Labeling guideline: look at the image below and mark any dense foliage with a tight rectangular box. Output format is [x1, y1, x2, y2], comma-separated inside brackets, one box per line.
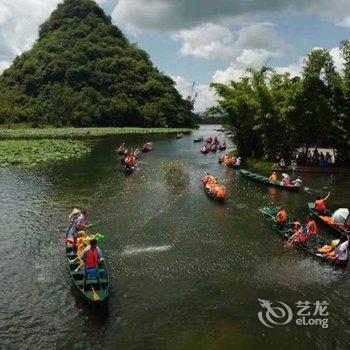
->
[0, 140, 90, 166]
[162, 161, 189, 188]
[211, 42, 350, 164]
[0, 127, 192, 140]
[0, 0, 194, 128]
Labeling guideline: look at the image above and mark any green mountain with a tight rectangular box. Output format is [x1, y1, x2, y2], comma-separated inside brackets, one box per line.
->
[0, 0, 194, 127]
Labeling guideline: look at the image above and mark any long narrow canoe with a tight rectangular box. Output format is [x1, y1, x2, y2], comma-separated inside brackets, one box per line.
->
[307, 203, 346, 238]
[202, 182, 226, 202]
[260, 206, 345, 266]
[65, 231, 110, 302]
[240, 169, 300, 191]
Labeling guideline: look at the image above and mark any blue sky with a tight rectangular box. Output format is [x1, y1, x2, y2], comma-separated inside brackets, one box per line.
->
[0, 0, 349, 111]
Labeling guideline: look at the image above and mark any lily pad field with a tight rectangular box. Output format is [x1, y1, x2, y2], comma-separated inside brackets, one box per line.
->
[0, 140, 91, 167]
[0, 127, 193, 140]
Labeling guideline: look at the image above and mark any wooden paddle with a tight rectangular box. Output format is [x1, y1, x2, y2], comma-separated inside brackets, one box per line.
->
[91, 285, 100, 302]
[258, 208, 275, 219]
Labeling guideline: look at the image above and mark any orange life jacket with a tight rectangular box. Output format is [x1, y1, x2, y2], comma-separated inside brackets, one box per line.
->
[269, 174, 277, 182]
[216, 186, 226, 199]
[84, 248, 99, 269]
[315, 200, 326, 213]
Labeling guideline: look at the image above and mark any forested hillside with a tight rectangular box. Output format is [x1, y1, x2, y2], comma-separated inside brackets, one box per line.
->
[0, 0, 194, 127]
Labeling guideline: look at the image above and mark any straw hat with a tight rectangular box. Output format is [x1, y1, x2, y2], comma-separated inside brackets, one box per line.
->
[331, 239, 340, 249]
[72, 208, 81, 215]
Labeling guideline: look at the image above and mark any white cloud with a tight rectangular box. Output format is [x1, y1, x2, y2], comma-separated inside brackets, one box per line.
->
[172, 75, 217, 112]
[212, 64, 246, 84]
[112, 0, 350, 31]
[174, 23, 236, 60]
[0, 60, 10, 73]
[174, 22, 289, 65]
[330, 47, 345, 73]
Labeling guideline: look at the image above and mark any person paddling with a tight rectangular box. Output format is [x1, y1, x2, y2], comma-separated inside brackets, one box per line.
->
[275, 207, 288, 225]
[82, 239, 102, 291]
[314, 192, 331, 216]
[306, 216, 318, 236]
[269, 172, 277, 183]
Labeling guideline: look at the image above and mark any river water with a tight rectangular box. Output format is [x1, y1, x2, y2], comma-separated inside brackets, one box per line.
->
[0, 125, 349, 350]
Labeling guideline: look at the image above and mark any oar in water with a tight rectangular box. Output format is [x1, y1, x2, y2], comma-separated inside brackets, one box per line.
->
[258, 208, 275, 219]
[91, 285, 100, 302]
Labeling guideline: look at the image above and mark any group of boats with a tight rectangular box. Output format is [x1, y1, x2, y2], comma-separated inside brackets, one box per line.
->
[116, 142, 153, 174]
[261, 205, 349, 267]
[200, 136, 227, 154]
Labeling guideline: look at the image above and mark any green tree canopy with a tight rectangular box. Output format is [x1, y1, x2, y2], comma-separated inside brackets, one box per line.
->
[0, 0, 194, 128]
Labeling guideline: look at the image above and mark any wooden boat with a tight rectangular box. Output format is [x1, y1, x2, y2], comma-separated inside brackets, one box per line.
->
[218, 143, 227, 151]
[117, 144, 127, 155]
[124, 164, 135, 174]
[193, 137, 203, 143]
[240, 169, 301, 191]
[142, 143, 153, 152]
[202, 179, 226, 202]
[210, 144, 217, 152]
[260, 206, 346, 266]
[65, 231, 110, 302]
[219, 156, 240, 168]
[201, 146, 210, 154]
[307, 203, 345, 238]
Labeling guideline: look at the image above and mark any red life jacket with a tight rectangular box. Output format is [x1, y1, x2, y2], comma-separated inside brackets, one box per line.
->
[276, 210, 288, 224]
[84, 248, 99, 269]
[307, 220, 318, 235]
[315, 200, 326, 213]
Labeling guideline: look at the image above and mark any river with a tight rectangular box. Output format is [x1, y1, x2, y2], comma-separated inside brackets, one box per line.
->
[0, 125, 349, 349]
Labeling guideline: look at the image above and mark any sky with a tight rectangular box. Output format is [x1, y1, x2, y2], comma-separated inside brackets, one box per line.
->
[0, 0, 350, 112]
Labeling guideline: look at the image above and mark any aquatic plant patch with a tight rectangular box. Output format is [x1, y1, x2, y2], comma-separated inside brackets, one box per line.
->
[0, 140, 91, 167]
[0, 127, 193, 140]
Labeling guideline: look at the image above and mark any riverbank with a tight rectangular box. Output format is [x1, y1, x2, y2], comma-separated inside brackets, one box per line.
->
[0, 127, 193, 140]
[0, 140, 90, 167]
[245, 158, 276, 175]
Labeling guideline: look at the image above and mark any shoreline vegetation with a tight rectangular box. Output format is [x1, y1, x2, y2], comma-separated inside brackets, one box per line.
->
[211, 42, 350, 166]
[0, 139, 90, 167]
[0, 127, 193, 140]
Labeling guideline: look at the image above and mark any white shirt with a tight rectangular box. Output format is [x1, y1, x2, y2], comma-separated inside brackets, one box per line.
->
[292, 179, 302, 187]
[335, 241, 349, 261]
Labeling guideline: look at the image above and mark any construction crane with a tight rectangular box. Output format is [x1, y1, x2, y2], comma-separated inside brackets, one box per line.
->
[187, 81, 198, 107]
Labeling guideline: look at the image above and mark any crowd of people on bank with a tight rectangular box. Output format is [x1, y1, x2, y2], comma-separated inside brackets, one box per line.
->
[276, 148, 334, 168]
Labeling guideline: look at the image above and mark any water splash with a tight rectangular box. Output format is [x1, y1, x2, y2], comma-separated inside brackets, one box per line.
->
[121, 245, 172, 256]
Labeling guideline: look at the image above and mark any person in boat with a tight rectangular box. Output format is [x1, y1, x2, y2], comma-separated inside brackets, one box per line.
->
[82, 239, 102, 291]
[280, 174, 290, 186]
[292, 176, 302, 187]
[269, 172, 277, 183]
[75, 210, 89, 232]
[275, 207, 288, 225]
[306, 216, 318, 236]
[236, 157, 241, 166]
[287, 219, 304, 244]
[314, 192, 331, 216]
[124, 153, 135, 170]
[279, 158, 286, 168]
[68, 208, 82, 246]
[134, 148, 140, 158]
[325, 235, 349, 266]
